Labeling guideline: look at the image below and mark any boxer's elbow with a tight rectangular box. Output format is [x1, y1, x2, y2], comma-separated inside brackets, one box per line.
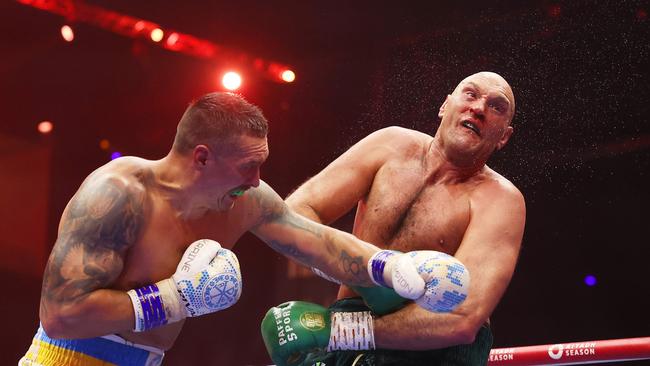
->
[40, 313, 69, 339]
[287, 201, 322, 223]
[453, 316, 486, 345]
[40, 303, 85, 339]
[453, 326, 478, 345]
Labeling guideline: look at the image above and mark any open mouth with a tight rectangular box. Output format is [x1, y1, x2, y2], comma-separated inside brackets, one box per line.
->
[461, 120, 481, 137]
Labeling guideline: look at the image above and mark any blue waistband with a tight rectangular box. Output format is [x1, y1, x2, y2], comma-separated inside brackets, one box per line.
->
[35, 325, 163, 366]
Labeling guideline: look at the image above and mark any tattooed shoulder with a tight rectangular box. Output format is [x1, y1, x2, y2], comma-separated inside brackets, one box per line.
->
[42, 171, 149, 305]
[63, 173, 147, 251]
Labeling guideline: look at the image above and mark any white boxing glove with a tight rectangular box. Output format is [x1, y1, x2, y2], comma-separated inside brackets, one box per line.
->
[367, 250, 425, 300]
[408, 250, 470, 313]
[127, 239, 242, 332]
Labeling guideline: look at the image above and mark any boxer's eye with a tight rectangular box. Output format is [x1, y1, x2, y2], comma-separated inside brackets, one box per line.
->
[490, 102, 506, 114]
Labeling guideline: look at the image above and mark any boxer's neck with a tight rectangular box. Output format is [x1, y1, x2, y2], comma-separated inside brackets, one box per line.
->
[426, 137, 487, 183]
[149, 153, 216, 220]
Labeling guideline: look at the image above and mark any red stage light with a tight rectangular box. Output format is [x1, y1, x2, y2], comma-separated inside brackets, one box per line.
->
[166, 32, 179, 47]
[61, 25, 74, 42]
[134, 21, 146, 32]
[99, 139, 110, 150]
[222, 71, 242, 90]
[37, 121, 53, 134]
[150, 28, 164, 42]
[281, 69, 296, 83]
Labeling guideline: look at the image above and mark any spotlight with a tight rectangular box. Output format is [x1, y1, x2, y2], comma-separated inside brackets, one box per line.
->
[222, 71, 242, 91]
[281, 69, 296, 83]
[99, 139, 110, 150]
[584, 275, 597, 287]
[166, 32, 179, 47]
[111, 151, 122, 160]
[61, 25, 74, 42]
[37, 121, 53, 134]
[150, 28, 164, 42]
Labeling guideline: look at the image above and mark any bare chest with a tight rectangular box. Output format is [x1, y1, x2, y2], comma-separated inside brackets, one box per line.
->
[114, 202, 248, 290]
[354, 165, 470, 255]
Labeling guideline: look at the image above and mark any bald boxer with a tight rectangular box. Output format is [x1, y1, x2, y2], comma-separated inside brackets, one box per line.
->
[19, 92, 430, 366]
[283, 72, 526, 365]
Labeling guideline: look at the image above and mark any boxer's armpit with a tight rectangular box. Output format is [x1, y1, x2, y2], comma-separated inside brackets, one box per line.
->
[41, 177, 146, 308]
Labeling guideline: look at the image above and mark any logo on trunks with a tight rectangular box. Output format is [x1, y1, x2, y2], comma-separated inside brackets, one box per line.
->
[203, 273, 240, 310]
[548, 342, 596, 360]
[300, 312, 326, 331]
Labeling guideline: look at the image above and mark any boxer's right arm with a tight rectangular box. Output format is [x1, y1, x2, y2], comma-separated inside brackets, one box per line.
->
[286, 127, 401, 223]
[40, 175, 146, 339]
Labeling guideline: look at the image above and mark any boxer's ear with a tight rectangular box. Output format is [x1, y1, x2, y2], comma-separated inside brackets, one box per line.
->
[193, 145, 210, 168]
[438, 95, 450, 119]
[496, 126, 514, 151]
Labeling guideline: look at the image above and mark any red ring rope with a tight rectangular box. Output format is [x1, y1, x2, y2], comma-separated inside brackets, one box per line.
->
[488, 337, 650, 365]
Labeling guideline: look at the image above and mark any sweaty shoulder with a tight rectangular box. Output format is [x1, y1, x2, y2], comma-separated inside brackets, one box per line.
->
[362, 126, 431, 159]
[56, 157, 154, 259]
[472, 167, 525, 208]
[85, 156, 154, 192]
[65, 157, 154, 232]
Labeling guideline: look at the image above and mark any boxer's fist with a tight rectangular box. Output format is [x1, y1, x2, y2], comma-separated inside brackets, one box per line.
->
[367, 250, 425, 300]
[128, 239, 242, 332]
[261, 301, 374, 366]
[361, 250, 469, 314]
[408, 250, 470, 313]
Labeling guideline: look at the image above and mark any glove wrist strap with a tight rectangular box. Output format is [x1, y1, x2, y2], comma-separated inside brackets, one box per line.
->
[327, 311, 375, 351]
[127, 284, 168, 332]
[368, 250, 399, 288]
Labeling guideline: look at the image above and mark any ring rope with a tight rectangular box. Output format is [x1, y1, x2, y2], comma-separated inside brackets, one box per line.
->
[488, 337, 650, 365]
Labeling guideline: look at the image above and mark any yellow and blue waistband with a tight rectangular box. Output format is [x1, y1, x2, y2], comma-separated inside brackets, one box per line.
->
[20, 325, 164, 366]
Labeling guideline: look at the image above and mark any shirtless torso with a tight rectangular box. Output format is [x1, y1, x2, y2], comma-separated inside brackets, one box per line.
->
[326, 129, 517, 303]
[45, 157, 261, 349]
[288, 124, 524, 350]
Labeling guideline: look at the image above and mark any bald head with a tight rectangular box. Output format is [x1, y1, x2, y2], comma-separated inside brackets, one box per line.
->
[453, 72, 516, 121]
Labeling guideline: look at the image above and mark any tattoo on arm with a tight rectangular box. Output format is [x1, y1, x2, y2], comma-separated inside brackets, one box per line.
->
[265, 240, 313, 264]
[340, 251, 364, 278]
[41, 176, 146, 309]
[249, 183, 368, 283]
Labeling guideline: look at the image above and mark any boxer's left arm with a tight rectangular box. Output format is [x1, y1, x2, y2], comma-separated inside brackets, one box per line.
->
[373, 182, 525, 349]
[248, 181, 424, 297]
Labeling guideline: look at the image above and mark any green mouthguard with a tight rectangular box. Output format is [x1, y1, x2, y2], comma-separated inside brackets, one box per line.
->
[231, 189, 245, 197]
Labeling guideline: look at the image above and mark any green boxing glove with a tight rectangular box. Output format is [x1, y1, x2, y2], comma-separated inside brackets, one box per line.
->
[352, 285, 406, 316]
[311, 266, 407, 316]
[261, 301, 374, 366]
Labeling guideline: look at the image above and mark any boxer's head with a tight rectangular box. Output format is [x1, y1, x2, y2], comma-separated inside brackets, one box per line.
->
[173, 92, 269, 210]
[436, 72, 515, 166]
[173, 92, 268, 153]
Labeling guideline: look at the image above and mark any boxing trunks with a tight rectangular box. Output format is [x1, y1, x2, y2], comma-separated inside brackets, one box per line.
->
[19, 324, 164, 366]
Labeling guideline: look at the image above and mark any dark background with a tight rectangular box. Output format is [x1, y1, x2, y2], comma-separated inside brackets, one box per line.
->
[1, 0, 648, 365]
